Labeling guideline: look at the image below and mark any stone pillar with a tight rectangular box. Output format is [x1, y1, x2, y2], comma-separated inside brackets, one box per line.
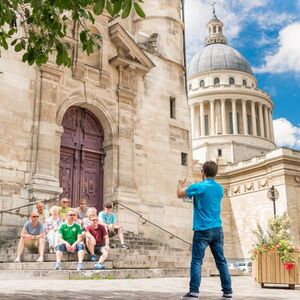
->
[221, 98, 227, 134]
[268, 108, 274, 141]
[209, 100, 215, 135]
[190, 103, 195, 138]
[251, 101, 257, 136]
[200, 101, 205, 136]
[242, 99, 248, 135]
[232, 99, 238, 134]
[264, 105, 270, 139]
[258, 103, 265, 137]
[28, 65, 64, 201]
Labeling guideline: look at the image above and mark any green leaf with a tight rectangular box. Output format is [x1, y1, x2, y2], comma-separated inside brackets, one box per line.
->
[106, 1, 114, 15]
[88, 11, 95, 24]
[134, 2, 145, 18]
[113, 0, 122, 15]
[11, 38, 18, 46]
[2, 38, 8, 50]
[93, 0, 105, 15]
[122, 0, 132, 18]
[15, 42, 23, 52]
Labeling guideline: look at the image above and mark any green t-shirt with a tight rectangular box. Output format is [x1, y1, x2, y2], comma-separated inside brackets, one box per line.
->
[58, 222, 82, 245]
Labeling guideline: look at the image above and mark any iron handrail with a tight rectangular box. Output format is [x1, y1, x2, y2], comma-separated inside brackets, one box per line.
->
[0, 196, 60, 216]
[115, 202, 192, 246]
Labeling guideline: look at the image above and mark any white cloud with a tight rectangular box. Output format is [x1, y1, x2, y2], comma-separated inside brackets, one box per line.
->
[254, 22, 300, 73]
[273, 118, 300, 149]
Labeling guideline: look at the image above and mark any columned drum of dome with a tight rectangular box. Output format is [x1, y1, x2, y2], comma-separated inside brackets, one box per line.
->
[187, 9, 275, 164]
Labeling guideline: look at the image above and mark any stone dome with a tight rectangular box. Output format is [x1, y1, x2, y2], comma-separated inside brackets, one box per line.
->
[187, 43, 253, 78]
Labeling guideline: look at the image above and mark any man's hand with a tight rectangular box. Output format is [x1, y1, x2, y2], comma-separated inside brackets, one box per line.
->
[177, 177, 188, 198]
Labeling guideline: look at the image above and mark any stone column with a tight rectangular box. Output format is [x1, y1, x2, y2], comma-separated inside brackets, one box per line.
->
[200, 101, 205, 136]
[28, 65, 64, 201]
[258, 103, 265, 137]
[190, 103, 195, 138]
[209, 100, 215, 135]
[242, 99, 248, 135]
[268, 108, 274, 141]
[264, 105, 270, 139]
[221, 98, 227, 134]
[232, 99, 238, 134]
[251, 101, 257, 136]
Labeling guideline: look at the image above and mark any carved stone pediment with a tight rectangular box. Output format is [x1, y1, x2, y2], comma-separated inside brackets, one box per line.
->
[109, 23, 155, 74]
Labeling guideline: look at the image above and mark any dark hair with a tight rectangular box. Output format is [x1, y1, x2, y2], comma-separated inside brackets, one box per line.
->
[202, 161, 218, 177]
[104, 202, 112, 209]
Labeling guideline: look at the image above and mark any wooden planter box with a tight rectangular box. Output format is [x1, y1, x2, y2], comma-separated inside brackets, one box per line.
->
[253, 251, 300, 289]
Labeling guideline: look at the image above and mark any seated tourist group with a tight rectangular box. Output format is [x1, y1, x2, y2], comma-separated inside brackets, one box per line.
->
[14, 198, 128, 271]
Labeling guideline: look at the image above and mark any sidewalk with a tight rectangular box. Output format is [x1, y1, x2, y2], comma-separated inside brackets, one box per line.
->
[0, 276, 299, 299]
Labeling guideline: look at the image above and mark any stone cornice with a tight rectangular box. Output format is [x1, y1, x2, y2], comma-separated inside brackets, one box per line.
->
[109, 23, 155, 72]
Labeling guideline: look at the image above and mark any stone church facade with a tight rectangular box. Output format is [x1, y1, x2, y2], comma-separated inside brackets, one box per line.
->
[0, 1, 194, 245]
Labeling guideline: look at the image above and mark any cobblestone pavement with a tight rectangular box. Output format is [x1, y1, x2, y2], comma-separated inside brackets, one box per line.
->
[0, 277, 299, 300]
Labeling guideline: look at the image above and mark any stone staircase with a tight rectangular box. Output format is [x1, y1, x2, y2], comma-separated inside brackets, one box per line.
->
[0, 231, 216, 280]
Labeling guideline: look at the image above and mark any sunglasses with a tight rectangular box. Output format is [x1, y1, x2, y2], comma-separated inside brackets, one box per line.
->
[68, 214, 75, 216]
[31, 216, 39, 218]
[62, 201, 69, 203]
[92, 219, 98, 221]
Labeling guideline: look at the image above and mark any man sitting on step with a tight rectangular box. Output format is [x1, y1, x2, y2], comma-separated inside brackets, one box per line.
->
[54, 209, 85, 271]
[98, 202, 128, 249]
[14, 211, 45, 263]
[85, 214, 110, 270]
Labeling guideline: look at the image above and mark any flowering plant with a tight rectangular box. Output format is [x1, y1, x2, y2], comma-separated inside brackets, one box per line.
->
[250, 213, 298, 270]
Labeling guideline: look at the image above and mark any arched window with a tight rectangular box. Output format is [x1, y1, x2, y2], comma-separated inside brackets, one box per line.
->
[219, 26, 222, 33]
[200, 80, 205, 87]
[229, 77, 235, 85]
[213, 26, 216, 33]
[243, 79, 247, 86]
[214, 77, 220, 85]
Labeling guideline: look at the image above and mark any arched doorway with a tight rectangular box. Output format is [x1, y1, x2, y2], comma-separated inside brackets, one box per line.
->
[59, 106, 105, 210]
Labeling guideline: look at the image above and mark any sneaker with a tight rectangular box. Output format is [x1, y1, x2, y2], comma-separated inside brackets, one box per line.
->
[36, 256, 43, 262]
[222, 294, 233, 299]
[77, 262, 84, 271]
[54, 261, 61, 270]
[14, 257, 21, 263]
[94, 263, 105, 270]
[121, 243, 129, 249]
[181, 292, 199, 299]
[90, 254, 97, 261]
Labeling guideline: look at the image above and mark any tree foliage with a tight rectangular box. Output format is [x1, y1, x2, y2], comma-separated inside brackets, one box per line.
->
[0, 0, 145, 67]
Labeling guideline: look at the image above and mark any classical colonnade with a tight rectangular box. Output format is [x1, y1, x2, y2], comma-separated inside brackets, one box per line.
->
[190, 98, 274, 140]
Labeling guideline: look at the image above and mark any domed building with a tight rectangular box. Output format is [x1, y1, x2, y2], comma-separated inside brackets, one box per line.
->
[188, 9, 300, 261]
[188, 9, 275, 163]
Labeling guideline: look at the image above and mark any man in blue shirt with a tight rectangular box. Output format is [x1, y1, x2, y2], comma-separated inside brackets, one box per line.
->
[98, 203, 128, 249]
[177, 161, 232, 299]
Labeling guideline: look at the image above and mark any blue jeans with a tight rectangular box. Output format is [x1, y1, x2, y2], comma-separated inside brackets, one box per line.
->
[190, 227, 232, 294]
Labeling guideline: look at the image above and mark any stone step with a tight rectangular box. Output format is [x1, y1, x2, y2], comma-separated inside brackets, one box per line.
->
[0, 268, 190, 280]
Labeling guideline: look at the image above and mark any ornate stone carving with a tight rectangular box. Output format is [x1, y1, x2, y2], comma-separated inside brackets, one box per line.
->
[138, 33, 159, 54]
[245, 182, 254, 191]
[295, 176, 300, 184]
[259, 179, 267, 188]
[232, 185, 240, 194]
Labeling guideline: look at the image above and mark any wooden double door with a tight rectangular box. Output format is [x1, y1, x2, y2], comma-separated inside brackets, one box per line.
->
[59, 107, 105, 210]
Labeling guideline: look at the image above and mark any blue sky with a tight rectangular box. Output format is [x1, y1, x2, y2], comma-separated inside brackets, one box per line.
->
[184, 0, 300, 149]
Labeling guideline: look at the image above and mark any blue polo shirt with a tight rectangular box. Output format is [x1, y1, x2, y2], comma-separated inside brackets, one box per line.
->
[98, 210, 117, 225]
[185, 178, 224, 231]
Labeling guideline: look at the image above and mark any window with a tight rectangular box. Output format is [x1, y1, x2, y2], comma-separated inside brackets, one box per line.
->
[229, 112, 233, 134]
[189, 84, 192, 90]
[237, 113, 240, 134]
[213, 26, 216, 33]
[170, 97, 176, 119]
[181, 153, 188, 166]
[218, 149, 222, 157]
[204, 115, 209, 136]
[243, 79, 247, 86]
[214, 77, 220, 85]
[219, 26, 222, 33]
[229, 77, 235, 85]
[247, 114, 252, 135]
[200, 80, 205, 87]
